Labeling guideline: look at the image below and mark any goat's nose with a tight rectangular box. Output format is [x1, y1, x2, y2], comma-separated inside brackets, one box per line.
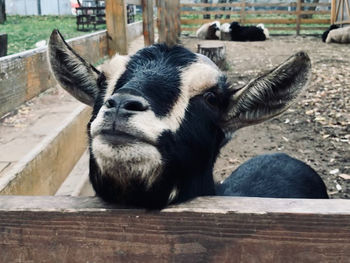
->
[105, 94, 149, 113]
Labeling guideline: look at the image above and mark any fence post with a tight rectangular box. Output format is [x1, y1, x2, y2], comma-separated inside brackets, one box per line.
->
[156, 0, 166, 43]
[0, 0, 5, 24]
[240, 0, 246, 24]
[142, 0, 154, 46]
[105, 0, 128, 56]
[296, 0, 301, 35]
[175, 0, 181, 37]
[331, 0, 336, 23]
[0, 33, 7, 57]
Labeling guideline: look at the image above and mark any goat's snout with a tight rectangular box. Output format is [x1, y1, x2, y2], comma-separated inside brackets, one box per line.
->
[105, 94, 149, 116]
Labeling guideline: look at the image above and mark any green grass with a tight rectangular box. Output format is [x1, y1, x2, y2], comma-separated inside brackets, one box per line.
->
[0, 15, 106, 55]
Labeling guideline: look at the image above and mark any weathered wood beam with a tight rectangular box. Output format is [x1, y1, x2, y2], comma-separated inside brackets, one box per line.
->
[105, 0, 128, 56]
[0, 0, 5, 24]
[0, 30, 108, 118]
[1, 196, 350, 262]
[0, 33, 7, 57]
[142, 0, 154, 46]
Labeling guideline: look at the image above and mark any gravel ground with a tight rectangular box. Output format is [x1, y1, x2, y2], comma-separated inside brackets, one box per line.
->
[182, 35, 350, 199]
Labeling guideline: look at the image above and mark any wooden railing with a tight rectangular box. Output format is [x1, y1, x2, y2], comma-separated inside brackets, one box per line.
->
[105, 0, 181, 56]
[331, 0, 350, 24]
[2, 195, 350, 262]
[181, 0, 332, 35]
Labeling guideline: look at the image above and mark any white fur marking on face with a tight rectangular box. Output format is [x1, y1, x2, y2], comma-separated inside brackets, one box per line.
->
[92, 137, 163, 188]
[181, 61, 222, 97]
[101, 54, 130, 101]
[91, 57, 222, 153]
[168, 186, 179, 204]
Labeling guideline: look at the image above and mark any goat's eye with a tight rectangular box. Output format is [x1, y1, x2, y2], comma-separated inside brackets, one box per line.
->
[203, 92, 218, 107]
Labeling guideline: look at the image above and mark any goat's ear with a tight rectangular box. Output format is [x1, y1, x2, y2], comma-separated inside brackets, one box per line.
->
[221, 51, 311, 133]
[48, 29, 100, 106]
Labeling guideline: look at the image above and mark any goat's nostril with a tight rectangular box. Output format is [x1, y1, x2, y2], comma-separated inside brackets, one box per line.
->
[124, 100, 149, 112]
[105, 98, 116, 108]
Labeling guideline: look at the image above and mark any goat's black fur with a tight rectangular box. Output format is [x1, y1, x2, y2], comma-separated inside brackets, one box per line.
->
[322, 24, 339, 42]
[216, 153, 329, 199]
[229, 22, 266, 41]
[48, 31, 329, 209]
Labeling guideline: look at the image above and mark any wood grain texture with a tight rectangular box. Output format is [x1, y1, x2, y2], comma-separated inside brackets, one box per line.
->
[105, 0, 128, 56]
[0, 0, 5, 24]
[1, 196, 350, 262]
[0, 106, 91, 195]
[0, 33, 6, 57]
[142, 0, 155, 46]
[0, 31, 108, 118]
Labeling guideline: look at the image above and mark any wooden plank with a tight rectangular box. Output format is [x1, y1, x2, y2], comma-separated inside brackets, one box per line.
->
[0, 33, 7, 57]
[156, 0, 166, 43]
[296, 0, 302, 35]
[182, 10, 329, 16]
[300, 18, 330, 24]
[105, 0, 128, 56]
[126, 0, 141, 5]
[301, 2, 331, 7]
[175, 0, 181, 37]
[1, 196, 350, 262]
[0, 0, 5, 24]
[0, 106, 91, 195]
[181, 3, 243, 8]
[0, 31, 107, 118]
[142, 0, 154, 46]
[182, 26, 328, 32]
[331, 0, 337, 23]
[126, 20, 143, 42]
[181, 18, 298, 25]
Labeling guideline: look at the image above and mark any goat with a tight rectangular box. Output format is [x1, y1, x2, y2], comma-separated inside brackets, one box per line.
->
[196, 21, 221, 40]
[217, 153, 328, 198]
[220, 23, 231, 33]
[257, 23, 270, 39]
[322, 24, 339, 42]
[48, 30, 328, 209]
[229, 22, 267, 41]
[325, 26, 350, 44]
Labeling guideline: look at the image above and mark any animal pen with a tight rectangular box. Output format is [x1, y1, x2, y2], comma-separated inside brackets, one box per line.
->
[181, 0, 349, 35]
[1, 0, 350, 262]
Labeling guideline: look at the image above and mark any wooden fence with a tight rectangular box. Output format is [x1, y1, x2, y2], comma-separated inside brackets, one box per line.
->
[181, 0, 332, 35]
[106, 0, 180, 56]
[331, 0, 350, 24]
[0, 31, 107, 118]
[1, 196, 350, 262]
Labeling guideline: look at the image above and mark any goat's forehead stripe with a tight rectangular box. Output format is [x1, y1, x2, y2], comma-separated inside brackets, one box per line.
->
[181, 61, 222, 97]
[102, 55, 130, 101]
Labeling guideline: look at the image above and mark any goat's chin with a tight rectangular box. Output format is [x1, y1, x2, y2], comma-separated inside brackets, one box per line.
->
[91, 137, 163, 189]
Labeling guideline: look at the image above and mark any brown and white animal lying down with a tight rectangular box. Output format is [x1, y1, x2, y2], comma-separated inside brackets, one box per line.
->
[325, 26, 350, 44]
[48, 30, 328, 209]
[196, 21, 221, 40]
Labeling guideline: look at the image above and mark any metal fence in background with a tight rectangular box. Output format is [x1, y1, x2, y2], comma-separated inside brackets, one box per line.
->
[5, 0, 72, 15]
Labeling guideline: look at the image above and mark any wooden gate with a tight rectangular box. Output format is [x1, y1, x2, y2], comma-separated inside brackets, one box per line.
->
[331, 0, 350, 24]
[181, 0, 332, 35]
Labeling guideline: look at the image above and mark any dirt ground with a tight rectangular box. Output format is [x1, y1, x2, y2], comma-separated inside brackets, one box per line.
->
[182, 35, 350, 199]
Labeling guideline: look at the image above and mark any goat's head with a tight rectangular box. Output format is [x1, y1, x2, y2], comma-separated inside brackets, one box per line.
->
[208, 21, 221, 39]
[48, 30, 311, 208]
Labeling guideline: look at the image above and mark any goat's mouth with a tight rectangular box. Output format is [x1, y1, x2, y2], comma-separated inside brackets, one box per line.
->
[99, 129, 156, 146]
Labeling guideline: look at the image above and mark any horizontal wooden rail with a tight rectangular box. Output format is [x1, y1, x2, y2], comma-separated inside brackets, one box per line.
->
[126, 0, 141, 5]
[180, 0, 331, 36]
[1, 196, 350, 262]
[181, 18, 330, 25]
[182, 25, 329, 31]
[181, 10, 330, 15]
[0, 30, 108, 118]
[181, 2, 330, 8]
